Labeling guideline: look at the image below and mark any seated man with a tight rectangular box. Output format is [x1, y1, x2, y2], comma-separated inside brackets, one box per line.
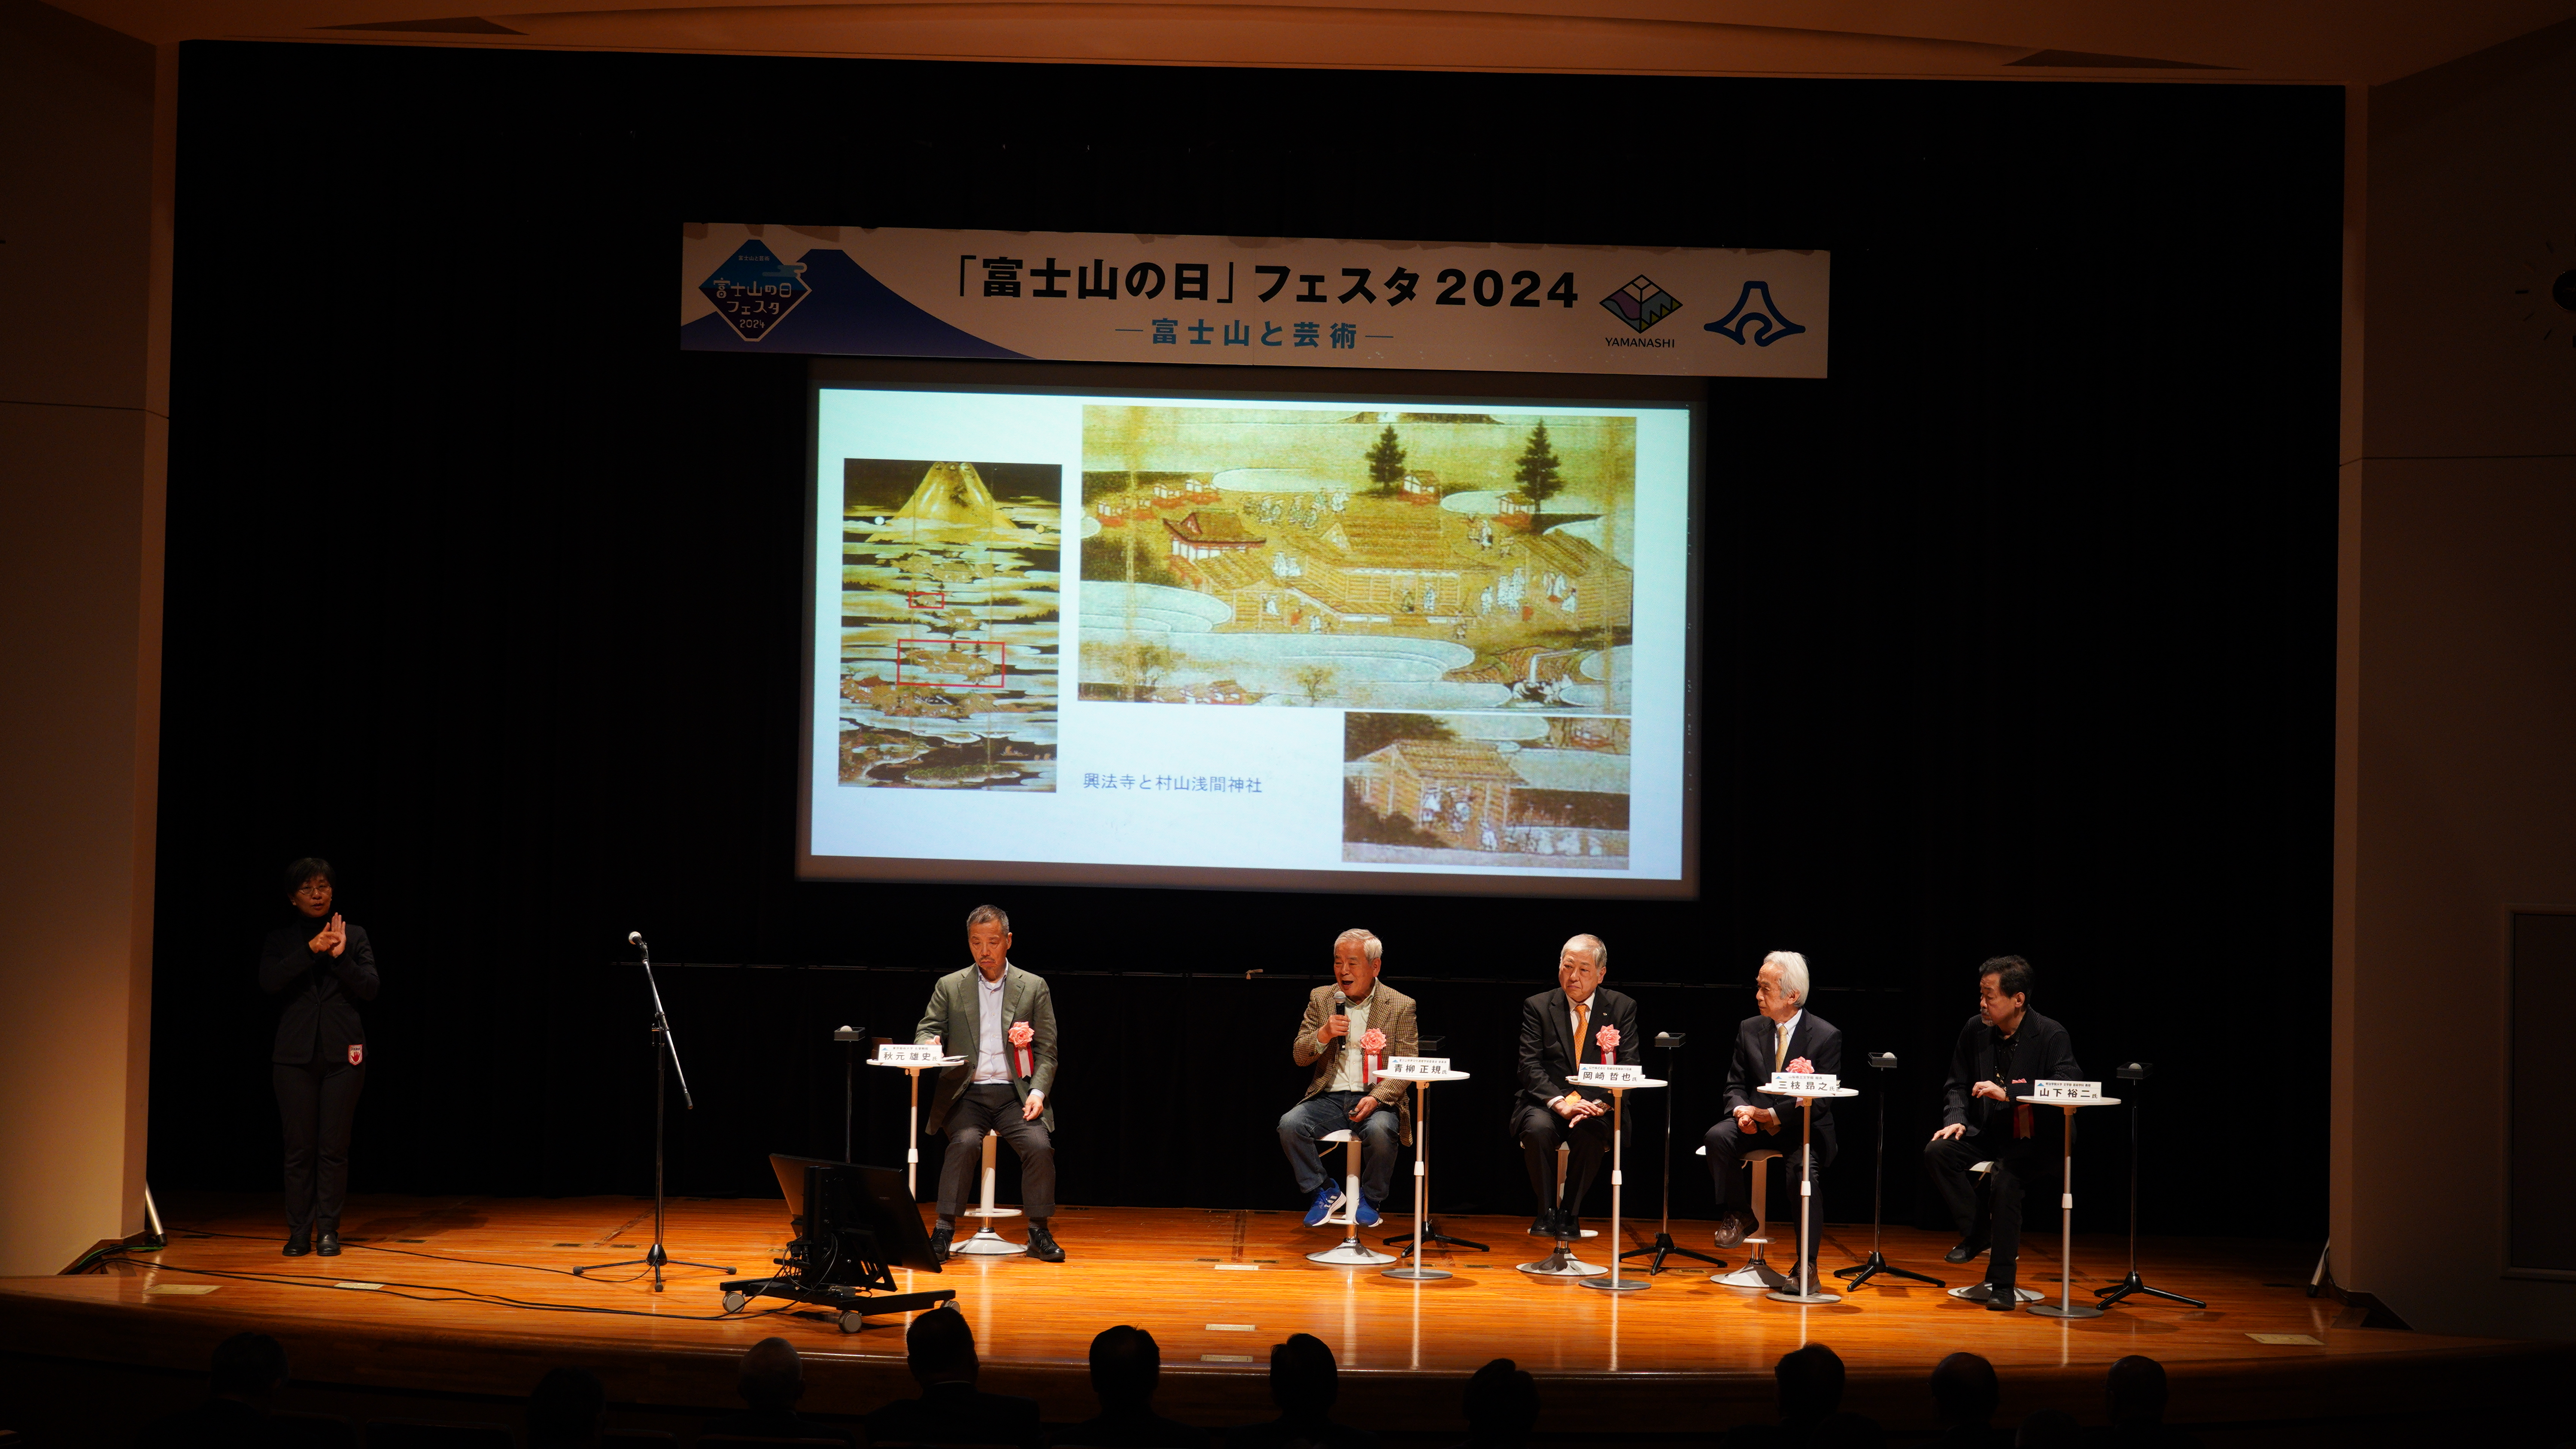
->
[1064, 1325, 1207, 1449]
[1226, 1333, 1378, 1449]
[916, 903, 1063, 1263]
[1511, 934, 1638, 1237]
[1922, 955, 2082, 1310]
[1278, 928, 1417, 1228]
[700, 1337, 855, 1446]
[1704, 950, 1843, 1277]
[863, 1306, 1042, 1449]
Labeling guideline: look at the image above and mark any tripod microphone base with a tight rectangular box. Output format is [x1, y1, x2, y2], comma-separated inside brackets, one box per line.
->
[1833, 1249, 1944, 1289]
[576, 1246, 737, 1293]
[2094, 1270, 2205, 1309]
[1620, 1233, 1727, 1274]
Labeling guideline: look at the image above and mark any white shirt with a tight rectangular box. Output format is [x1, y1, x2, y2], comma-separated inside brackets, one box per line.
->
[1773, 1010, 1804, 1070]
[972, 968, 1010, 1084]
[1326, 989, 1375, 1092]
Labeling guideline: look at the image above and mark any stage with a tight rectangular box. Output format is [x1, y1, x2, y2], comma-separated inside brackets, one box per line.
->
[1, 1194, 2561, 1446]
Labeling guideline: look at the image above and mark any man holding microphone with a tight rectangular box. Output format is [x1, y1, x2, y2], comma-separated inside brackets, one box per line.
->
[1277, 929, 1418, 1229]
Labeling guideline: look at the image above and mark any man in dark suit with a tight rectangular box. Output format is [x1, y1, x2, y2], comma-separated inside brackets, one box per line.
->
[1923, 955, 2083, 1310]
[1705, 950, 1842, 1276]
[863, 1306, 1042, 1449]
[1512, 934, 1639, 1238]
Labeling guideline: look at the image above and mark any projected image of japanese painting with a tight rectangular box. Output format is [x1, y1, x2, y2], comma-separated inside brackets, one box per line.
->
[1078, 406, 1634, 712]
[1343, 712, 1631, 868]
[838, 460, 1060, 790]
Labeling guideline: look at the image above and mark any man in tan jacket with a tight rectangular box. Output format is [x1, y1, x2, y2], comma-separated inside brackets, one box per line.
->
[915, 904, 1062, 1262]
[1277, 928, 1418, 1228]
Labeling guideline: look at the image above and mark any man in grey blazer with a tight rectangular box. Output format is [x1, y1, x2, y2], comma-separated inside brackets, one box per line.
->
[914, 904, 1063, 1262]
[1279, 928, 1418, 1228]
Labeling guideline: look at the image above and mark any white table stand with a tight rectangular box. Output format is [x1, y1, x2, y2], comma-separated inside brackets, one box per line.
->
[1307, 1129, 1397, 1266]
[1580, 1075, 1665, 1292]
[2021, 1094, 2120, 1319]
[868, 1052, 966, 1199]
[1516, 1142, 1608, 1279]
[953, 1130, 1025, 1256]
[1760, 1083, 1861, 1304]
[1381, 1067, 1473, 1281]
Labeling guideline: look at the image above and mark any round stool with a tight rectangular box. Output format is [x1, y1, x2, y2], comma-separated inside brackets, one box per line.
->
[1706, 1145, 1793, 1290]
[1307, 1129, 1394, 1266]
[1944, 1160, 2040, 1303]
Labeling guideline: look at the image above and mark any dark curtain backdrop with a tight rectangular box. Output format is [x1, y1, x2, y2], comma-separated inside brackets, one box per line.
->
[152, 44, 2340, 1241]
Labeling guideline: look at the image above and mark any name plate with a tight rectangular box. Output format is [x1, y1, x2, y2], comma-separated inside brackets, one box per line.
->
[2032, 1079, 2102, 1100]
[1388, 1056, 1450, 1076]
[1769, 1072, 1839, 1094]
[1574, 1063, 1643, 1087]
[876, 1042, 946, 1065]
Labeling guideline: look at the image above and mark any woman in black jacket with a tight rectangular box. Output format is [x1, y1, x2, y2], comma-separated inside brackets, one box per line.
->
[258, 857, 379, 1256]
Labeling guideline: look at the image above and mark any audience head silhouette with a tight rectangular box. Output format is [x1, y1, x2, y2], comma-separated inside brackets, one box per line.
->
[528, 1365, 605, 1448]
[1931, 1352, 2000, 1429]
[1091, 1325, 1163, 1410]
[909, 1305, 979, 1385]
[1776, 1343, 1846, 1423]
[740, 1336, 806, 1411]
[1463, 1358, 1538, 1440]
[2106, 1355, 2168, 1426]
[1270, 1333, 1338, 1416]
[2015, 1408, 2079, 1449]
[210, 1331, 289, 1406]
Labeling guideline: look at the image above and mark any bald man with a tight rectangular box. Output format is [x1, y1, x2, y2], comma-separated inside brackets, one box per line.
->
[1513, 934, 1640, 1238]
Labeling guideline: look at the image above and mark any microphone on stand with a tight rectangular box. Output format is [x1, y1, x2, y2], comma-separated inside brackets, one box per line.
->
[628, 931, 647, 948]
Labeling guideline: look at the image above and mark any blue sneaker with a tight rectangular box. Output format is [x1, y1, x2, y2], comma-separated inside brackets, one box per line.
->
[1352, 1197, 1382, 1228]
[1303, 1185, 1345, 1227]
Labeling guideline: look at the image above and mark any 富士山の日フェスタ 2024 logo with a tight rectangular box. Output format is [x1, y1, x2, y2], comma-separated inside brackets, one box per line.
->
[701, 238, 811, 340]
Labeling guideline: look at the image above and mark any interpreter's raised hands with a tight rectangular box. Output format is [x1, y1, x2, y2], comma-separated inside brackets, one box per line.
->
[310, 914, 347, 957]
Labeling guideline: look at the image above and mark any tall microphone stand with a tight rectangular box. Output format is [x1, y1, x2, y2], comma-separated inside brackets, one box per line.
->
[577, 934, 735, 1293]
[1621, 1032, 1724, 1274]
[1835, 1052, 1945, 1289]
[2094, 1062, 2203, 1309]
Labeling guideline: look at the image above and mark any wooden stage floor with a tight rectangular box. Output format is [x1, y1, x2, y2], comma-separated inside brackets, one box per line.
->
[2, 1194, 2563, 1445]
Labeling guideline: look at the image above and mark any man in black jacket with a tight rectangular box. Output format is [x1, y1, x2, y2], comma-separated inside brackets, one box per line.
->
[1705, 951, 1842, 1276]
[1512, 934, 1639, 1238]
[259, 857, 380, 1258]
[1923, 955, 2083, 1310]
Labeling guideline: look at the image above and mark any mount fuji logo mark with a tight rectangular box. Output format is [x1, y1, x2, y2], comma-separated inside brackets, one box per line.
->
[1704, 281, 1806, 346]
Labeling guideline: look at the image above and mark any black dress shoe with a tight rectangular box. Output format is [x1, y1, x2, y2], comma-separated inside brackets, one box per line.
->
[1529, 1213, 1556, 1237]
[928, 1225, 954, 1261]
[1944, 1238, 1990, 1264]
[316, 1232, 341, 1258]
[282, 1234, 311, 1257]
[1024, 1222, 1065, 1263]
[1984, 1287, 2018, 1311]
[1712, 1210, 1756, 1249]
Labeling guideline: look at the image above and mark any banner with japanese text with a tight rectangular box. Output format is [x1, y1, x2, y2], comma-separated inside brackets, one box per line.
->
[681, 224, 1828, 378]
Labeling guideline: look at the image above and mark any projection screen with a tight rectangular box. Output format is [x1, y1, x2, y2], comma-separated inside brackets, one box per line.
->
[799, 369, 1700, 897]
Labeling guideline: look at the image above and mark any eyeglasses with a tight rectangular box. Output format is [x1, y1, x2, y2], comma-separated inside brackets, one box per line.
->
[294, 882, 333, 896]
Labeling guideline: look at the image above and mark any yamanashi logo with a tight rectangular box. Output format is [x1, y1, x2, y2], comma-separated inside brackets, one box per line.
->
[699, 239, 811, 342]
[1601, 276, 1682, 334]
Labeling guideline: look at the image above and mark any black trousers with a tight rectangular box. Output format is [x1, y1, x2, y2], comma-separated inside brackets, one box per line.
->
[1704, 1116, 1830, 1264]
[936, 1083, 1055, 1223]
[1513, 1103, 1609, 1216]
[1923, 1133, 2059, 1294]
[274, 1056, 364, 1235]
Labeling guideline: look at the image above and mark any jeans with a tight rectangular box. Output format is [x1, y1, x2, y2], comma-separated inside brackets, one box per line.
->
[1277, 1091, 1401, 1206]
